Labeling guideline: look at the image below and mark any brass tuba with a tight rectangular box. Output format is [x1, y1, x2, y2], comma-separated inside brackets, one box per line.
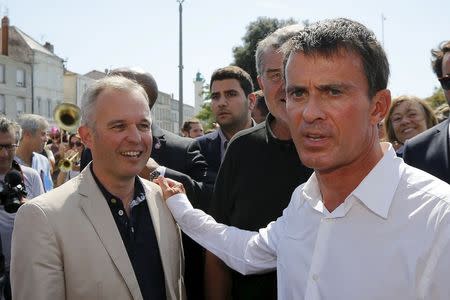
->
[53, 103, 81, 133]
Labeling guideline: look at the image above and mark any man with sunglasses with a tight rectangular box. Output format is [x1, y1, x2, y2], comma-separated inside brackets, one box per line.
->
[0, 117, 44, 300]
[403, 40, 450, 183]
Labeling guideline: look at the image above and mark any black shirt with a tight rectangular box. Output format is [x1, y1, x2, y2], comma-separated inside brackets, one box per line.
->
[91, 165, 166, 300]
[209, 114, 313, 300]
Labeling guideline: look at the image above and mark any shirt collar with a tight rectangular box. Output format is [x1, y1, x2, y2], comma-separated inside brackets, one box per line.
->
[302, 143, 403, 219]
[352, 142, 404, 219]
[90, 164, 146, 209]
[218, 119, 256, 161]
[218, 129, 228, 162]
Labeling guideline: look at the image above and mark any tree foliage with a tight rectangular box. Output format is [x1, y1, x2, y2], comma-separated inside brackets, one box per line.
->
[232, 17, 297, 89]
[425, 87, 449, 122]
[195, 101, 216, 131]
[425, 86, 446, 109]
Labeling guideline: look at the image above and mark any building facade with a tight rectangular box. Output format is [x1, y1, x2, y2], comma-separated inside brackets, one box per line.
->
[171, 98, 194, 134]
[64, 70, 95, 107]
[0, 54, 32, 118]
[0, 16, 64, 121]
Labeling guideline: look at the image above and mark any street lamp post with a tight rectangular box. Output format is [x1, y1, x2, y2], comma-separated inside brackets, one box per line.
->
[381, 14, 386, 48]
[177, 0, 185, 133]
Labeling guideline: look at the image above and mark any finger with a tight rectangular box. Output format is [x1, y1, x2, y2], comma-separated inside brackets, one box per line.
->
[156, 176, 170, 190]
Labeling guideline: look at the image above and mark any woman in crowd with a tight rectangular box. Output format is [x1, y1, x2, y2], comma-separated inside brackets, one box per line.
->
[385, 95, 437, 157]
[55, 133, 84, 187]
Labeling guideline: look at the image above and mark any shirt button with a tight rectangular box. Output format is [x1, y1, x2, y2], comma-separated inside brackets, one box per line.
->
[111, 198, 117, 204]
[312, 274, 319, 281]
[118, 210, 124, 216]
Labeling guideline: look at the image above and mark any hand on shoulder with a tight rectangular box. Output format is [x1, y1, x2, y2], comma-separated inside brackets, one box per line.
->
[154, 176, 186, 201]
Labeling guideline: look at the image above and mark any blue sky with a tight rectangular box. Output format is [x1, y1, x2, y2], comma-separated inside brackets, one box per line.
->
[4, 0, 450, 106]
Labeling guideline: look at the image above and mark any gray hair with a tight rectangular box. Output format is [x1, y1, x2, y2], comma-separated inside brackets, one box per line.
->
[81, 76, 150, 128]
[281, 18, 389, 98]
[255, 24, 304, 76]
[16, 114, 48, 138]
[0, 117, 21, 143]
[108, 67, 159, 109]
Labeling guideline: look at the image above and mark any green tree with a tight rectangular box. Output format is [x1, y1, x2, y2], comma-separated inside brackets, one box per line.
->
[425, 86, 446, 109]
[232, 17, 297, 89]
[196, 101, 216, 130]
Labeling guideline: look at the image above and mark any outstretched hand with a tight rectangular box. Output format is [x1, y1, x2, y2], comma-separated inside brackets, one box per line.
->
[154, 176, 186, 201]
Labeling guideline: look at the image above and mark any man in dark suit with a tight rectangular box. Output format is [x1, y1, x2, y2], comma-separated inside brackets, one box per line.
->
[403, 41, 450, 183]
[80, 67, 207, 299]
[196, 66, 256, 186]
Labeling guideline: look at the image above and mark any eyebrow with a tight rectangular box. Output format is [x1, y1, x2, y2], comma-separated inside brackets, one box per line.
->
[316, 83, 351, 91]
[265, 68, 282, 73]
[212, 89, 238, 94]
[106, 118, 150, 126]
[285, 82, 352, 93]
[285, 84, 304, 94]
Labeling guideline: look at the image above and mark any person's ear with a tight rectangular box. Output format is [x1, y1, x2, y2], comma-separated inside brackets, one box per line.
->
[78, 126, 93, 149]
[370, 89, 391, 125]
[247, 92, 256, 111]
[257, 76, 265, 93]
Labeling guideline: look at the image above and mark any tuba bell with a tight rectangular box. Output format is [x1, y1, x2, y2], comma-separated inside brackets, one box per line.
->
[53, 103, 81, 133]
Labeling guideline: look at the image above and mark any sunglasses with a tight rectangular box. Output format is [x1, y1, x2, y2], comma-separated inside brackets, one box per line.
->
[438, 75, 450, 90]
[70, 141, 83, 147]
[0, 144, 18, 151]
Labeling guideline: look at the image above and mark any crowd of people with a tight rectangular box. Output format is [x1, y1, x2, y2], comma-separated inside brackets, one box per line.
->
[0, 17, 448, 300]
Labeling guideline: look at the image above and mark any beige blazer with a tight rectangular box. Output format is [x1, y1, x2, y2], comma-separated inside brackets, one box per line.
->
[11, 166, 185, 300]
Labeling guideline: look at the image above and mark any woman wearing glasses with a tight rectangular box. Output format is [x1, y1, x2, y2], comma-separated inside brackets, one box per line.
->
[55, 134, 84, 187]
[384, 95, 438, 157]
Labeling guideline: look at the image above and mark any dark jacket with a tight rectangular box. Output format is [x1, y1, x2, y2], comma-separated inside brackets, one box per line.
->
[403, 119, 450, 183]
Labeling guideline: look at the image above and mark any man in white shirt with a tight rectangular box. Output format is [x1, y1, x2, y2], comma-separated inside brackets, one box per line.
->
[15, 114, 53, 192]
[157, 18, 450, 300]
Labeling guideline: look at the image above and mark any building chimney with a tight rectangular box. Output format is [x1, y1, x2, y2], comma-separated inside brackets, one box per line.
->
[43, 42, 54, 53]
[1, 16, 9, 56]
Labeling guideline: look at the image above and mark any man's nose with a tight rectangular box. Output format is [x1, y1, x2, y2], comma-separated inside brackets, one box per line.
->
[217, 95, 228, 106]
[126, 125, 142, 142]
[302, 96, 326, 123]
[0, 147, 9, 156]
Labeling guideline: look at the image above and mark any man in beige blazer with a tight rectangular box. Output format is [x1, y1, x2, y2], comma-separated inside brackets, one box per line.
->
[10, 76, 185, 300]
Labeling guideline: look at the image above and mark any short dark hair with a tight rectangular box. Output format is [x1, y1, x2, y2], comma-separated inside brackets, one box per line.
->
[282, 18, 390, 98]
[210, 66, 254, 97]
[109, 67, 159, 109]
[182, 118, 201, 133]
[431, 41, 450, 78]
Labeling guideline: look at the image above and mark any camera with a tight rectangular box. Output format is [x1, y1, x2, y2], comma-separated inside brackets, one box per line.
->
[0, 170, 27, 213]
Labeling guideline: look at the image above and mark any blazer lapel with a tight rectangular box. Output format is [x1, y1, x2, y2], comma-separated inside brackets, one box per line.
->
[78, 167, 143, 300]
[433, 120, 450, 182]
[143, 180, 180, 300]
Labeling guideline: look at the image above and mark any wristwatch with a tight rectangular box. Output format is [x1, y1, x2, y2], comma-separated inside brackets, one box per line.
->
[149, 170, 161, 181]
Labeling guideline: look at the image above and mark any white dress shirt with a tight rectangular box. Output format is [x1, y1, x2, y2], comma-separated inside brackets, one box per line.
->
[167, 143, 450, 300]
